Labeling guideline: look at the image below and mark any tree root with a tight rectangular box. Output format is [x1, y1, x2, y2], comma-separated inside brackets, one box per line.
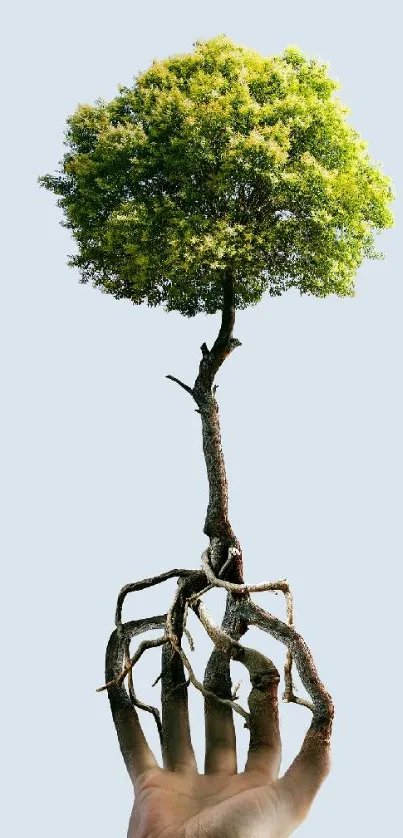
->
[98, 550, 333, 746]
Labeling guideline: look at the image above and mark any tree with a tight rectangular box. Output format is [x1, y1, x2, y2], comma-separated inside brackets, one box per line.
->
[39, 35, 393, 836]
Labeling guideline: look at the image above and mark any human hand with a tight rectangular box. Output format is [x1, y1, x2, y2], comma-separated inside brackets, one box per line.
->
[109, 636, 331, 838]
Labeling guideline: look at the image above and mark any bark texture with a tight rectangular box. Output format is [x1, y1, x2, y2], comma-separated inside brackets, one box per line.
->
[101, 268, 334, 778]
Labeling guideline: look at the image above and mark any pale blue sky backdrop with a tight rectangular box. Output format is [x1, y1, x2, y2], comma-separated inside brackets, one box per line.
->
[1, 1, 402, 836]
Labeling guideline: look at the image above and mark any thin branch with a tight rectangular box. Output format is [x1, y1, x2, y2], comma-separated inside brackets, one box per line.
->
[165, 676, 191, 699]
[115, 569, 194, 626]
[201, 547, 290, 596]
[99, 631, 169, 691]
[232, 680, 242, 699]
[151, 671, 162, 688]
[124, 637, 164, 746]
[165, 374, 194, 397]
[217, 549, 237, 580]
[184, 627, 195, 651]
[187, 583, 214, 605]
[125, 636, 134, 697]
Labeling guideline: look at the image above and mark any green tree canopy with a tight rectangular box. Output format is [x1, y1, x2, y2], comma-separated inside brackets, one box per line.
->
[40, 35, 393, 316]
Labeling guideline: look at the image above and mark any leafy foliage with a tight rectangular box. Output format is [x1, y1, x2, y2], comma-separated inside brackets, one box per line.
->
[40, 36, 394, 316]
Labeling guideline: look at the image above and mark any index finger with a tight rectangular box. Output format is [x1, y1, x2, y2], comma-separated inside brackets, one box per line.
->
[105, 616, 166, 785]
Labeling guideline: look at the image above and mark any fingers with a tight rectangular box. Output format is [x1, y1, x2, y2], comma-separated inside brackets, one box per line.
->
[203, 645, 237, 774]
[160, 641, 197, 773]
[105, 621, 161, 785]
[243, 649, 281, 780]
[276, 720, 332, 828]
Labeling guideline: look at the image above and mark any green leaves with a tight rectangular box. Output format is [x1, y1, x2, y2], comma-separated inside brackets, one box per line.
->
[39, 34, 394, 316]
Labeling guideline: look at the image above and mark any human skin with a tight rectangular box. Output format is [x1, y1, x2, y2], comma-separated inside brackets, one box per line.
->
[111, 654, 331, 838]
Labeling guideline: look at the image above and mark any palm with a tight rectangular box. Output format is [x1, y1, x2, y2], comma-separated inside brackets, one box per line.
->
[131, 767, 285, 838]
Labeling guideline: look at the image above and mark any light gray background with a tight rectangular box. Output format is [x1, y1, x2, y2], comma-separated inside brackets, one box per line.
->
[1, 1, 401, 835]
